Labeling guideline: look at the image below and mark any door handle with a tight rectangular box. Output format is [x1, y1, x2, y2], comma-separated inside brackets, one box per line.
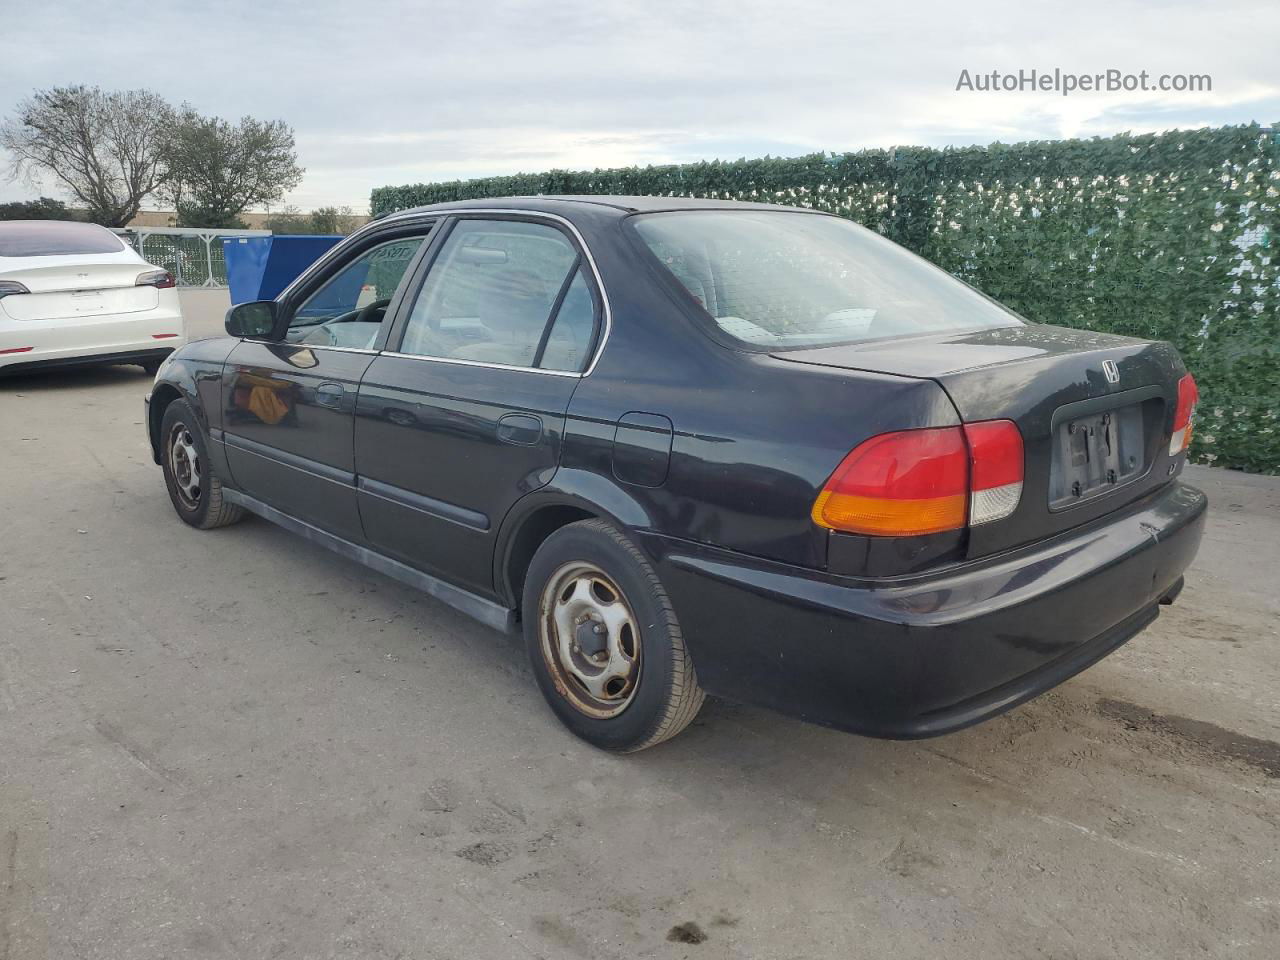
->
[497, 413, 543, 446]
[315, 382, 345, 407]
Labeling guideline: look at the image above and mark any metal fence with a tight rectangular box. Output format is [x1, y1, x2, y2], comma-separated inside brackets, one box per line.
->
[114, 226, 269, 287]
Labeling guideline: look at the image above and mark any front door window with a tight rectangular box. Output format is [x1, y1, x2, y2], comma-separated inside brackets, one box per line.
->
[287, 236, 427, 349]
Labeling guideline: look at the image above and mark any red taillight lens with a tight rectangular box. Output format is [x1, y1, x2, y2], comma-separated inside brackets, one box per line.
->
[1169, 373, 1198, 456]
[136, 269, 176, 289]
[812, 420, 1024, 537]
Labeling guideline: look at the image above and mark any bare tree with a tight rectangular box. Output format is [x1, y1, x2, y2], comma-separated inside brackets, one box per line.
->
[163, 109, 304, 228]
[1, 86, 174, 227]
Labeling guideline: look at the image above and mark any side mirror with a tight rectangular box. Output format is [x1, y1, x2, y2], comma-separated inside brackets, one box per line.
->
[225, 300, 277, 339]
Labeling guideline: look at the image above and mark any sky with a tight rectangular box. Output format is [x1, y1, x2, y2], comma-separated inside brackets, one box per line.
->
[1, 0, 1276, 214]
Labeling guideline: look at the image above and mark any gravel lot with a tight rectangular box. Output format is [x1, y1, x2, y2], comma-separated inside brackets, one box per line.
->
[2, 302, 1278, 959]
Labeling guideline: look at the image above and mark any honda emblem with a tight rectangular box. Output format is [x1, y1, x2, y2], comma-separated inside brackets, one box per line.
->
[1101, 359, 1120, 384]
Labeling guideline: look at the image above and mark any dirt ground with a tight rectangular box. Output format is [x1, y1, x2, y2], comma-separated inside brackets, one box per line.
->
[1, 311, 1278, 959]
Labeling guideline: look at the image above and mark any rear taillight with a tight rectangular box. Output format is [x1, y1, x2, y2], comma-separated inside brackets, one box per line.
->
[1169, 373, 1198, 456]
[811, 420, 1024, 537]
[0, 280, 31, 299]
[136, 269, 176, 289]
[964, 420, 1024, 526]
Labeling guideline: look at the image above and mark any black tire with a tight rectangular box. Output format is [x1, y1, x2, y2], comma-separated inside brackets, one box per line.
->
[522, 519, 704, 752]
[159, 399, 244, 530]
[141, 358, 163, 376]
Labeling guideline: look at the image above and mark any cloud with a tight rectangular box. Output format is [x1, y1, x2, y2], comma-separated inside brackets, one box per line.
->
[1, 0, 1275, 211]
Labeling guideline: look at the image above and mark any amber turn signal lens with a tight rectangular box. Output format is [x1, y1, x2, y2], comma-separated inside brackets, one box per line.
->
[812, 489, 968, 536]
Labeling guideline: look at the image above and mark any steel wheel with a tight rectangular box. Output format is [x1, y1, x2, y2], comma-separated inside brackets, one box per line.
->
[167, 421, 202, 511]
[538, 561, 642, 718]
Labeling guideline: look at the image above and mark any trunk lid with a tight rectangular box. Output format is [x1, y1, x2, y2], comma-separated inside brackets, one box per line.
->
[774, 324, 1187, 558]
[0, 262, 157, 321]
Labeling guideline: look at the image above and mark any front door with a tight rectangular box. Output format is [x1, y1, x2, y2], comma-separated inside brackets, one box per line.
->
[222, 228, 432, 541]
[355, 216, 603, 595]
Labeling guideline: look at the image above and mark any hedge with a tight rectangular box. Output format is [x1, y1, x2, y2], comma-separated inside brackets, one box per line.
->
[372, 124, 1280, 473]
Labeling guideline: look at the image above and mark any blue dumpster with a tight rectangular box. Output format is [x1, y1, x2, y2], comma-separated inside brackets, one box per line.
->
[223, 235, 343, 305]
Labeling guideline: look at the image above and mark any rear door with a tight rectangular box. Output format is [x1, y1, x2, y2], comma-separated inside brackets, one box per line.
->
[354, 215, 602, 595]
[221, 226, 433, 542]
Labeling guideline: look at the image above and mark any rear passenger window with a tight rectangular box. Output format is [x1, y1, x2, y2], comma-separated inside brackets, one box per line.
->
[398, 219, 593, 370]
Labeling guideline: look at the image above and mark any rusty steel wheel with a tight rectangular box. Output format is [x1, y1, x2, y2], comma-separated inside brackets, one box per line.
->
[538, 561, 642, 719]
[523, 519, 704, 751]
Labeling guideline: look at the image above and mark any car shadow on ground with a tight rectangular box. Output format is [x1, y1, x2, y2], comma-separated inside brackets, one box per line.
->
[1, 364, 154, 393]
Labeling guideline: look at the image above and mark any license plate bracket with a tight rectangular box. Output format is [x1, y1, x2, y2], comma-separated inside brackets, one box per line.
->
[1049, 401, 1147, 509]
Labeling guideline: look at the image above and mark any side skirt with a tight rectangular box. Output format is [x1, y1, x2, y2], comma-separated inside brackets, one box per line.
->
[221, 488, 516, 635]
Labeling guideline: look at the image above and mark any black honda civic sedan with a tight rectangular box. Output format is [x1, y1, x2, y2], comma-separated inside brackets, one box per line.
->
[145, 196, 1206, 751]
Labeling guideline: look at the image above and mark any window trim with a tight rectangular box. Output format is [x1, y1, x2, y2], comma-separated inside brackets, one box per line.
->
[376, 210, 611, 378]
[531, 255, 583, 370]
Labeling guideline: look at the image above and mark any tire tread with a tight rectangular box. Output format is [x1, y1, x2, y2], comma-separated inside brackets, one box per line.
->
[198, 468, 245, 529]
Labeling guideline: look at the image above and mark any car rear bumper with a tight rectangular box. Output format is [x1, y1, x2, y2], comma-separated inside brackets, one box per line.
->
[643, 479, 1207, 738]
[0, 303, 184, 372]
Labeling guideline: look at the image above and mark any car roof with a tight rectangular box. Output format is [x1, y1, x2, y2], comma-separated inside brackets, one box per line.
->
[380, 195, 828, 220]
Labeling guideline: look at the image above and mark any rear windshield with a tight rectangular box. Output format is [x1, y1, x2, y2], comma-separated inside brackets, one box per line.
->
[631, 210, 1021, 348]
[0, 221, 125, 258]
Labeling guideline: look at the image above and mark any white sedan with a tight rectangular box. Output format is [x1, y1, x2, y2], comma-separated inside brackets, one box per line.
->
[0, 220, 185, 376]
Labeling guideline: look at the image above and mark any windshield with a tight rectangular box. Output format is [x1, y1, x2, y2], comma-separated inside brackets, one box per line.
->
[631, 210, 1021, 348]
[0, 220, 125, 258]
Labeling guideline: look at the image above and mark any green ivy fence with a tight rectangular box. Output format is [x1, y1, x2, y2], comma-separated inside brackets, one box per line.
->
[372, 124, 1280, 473]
